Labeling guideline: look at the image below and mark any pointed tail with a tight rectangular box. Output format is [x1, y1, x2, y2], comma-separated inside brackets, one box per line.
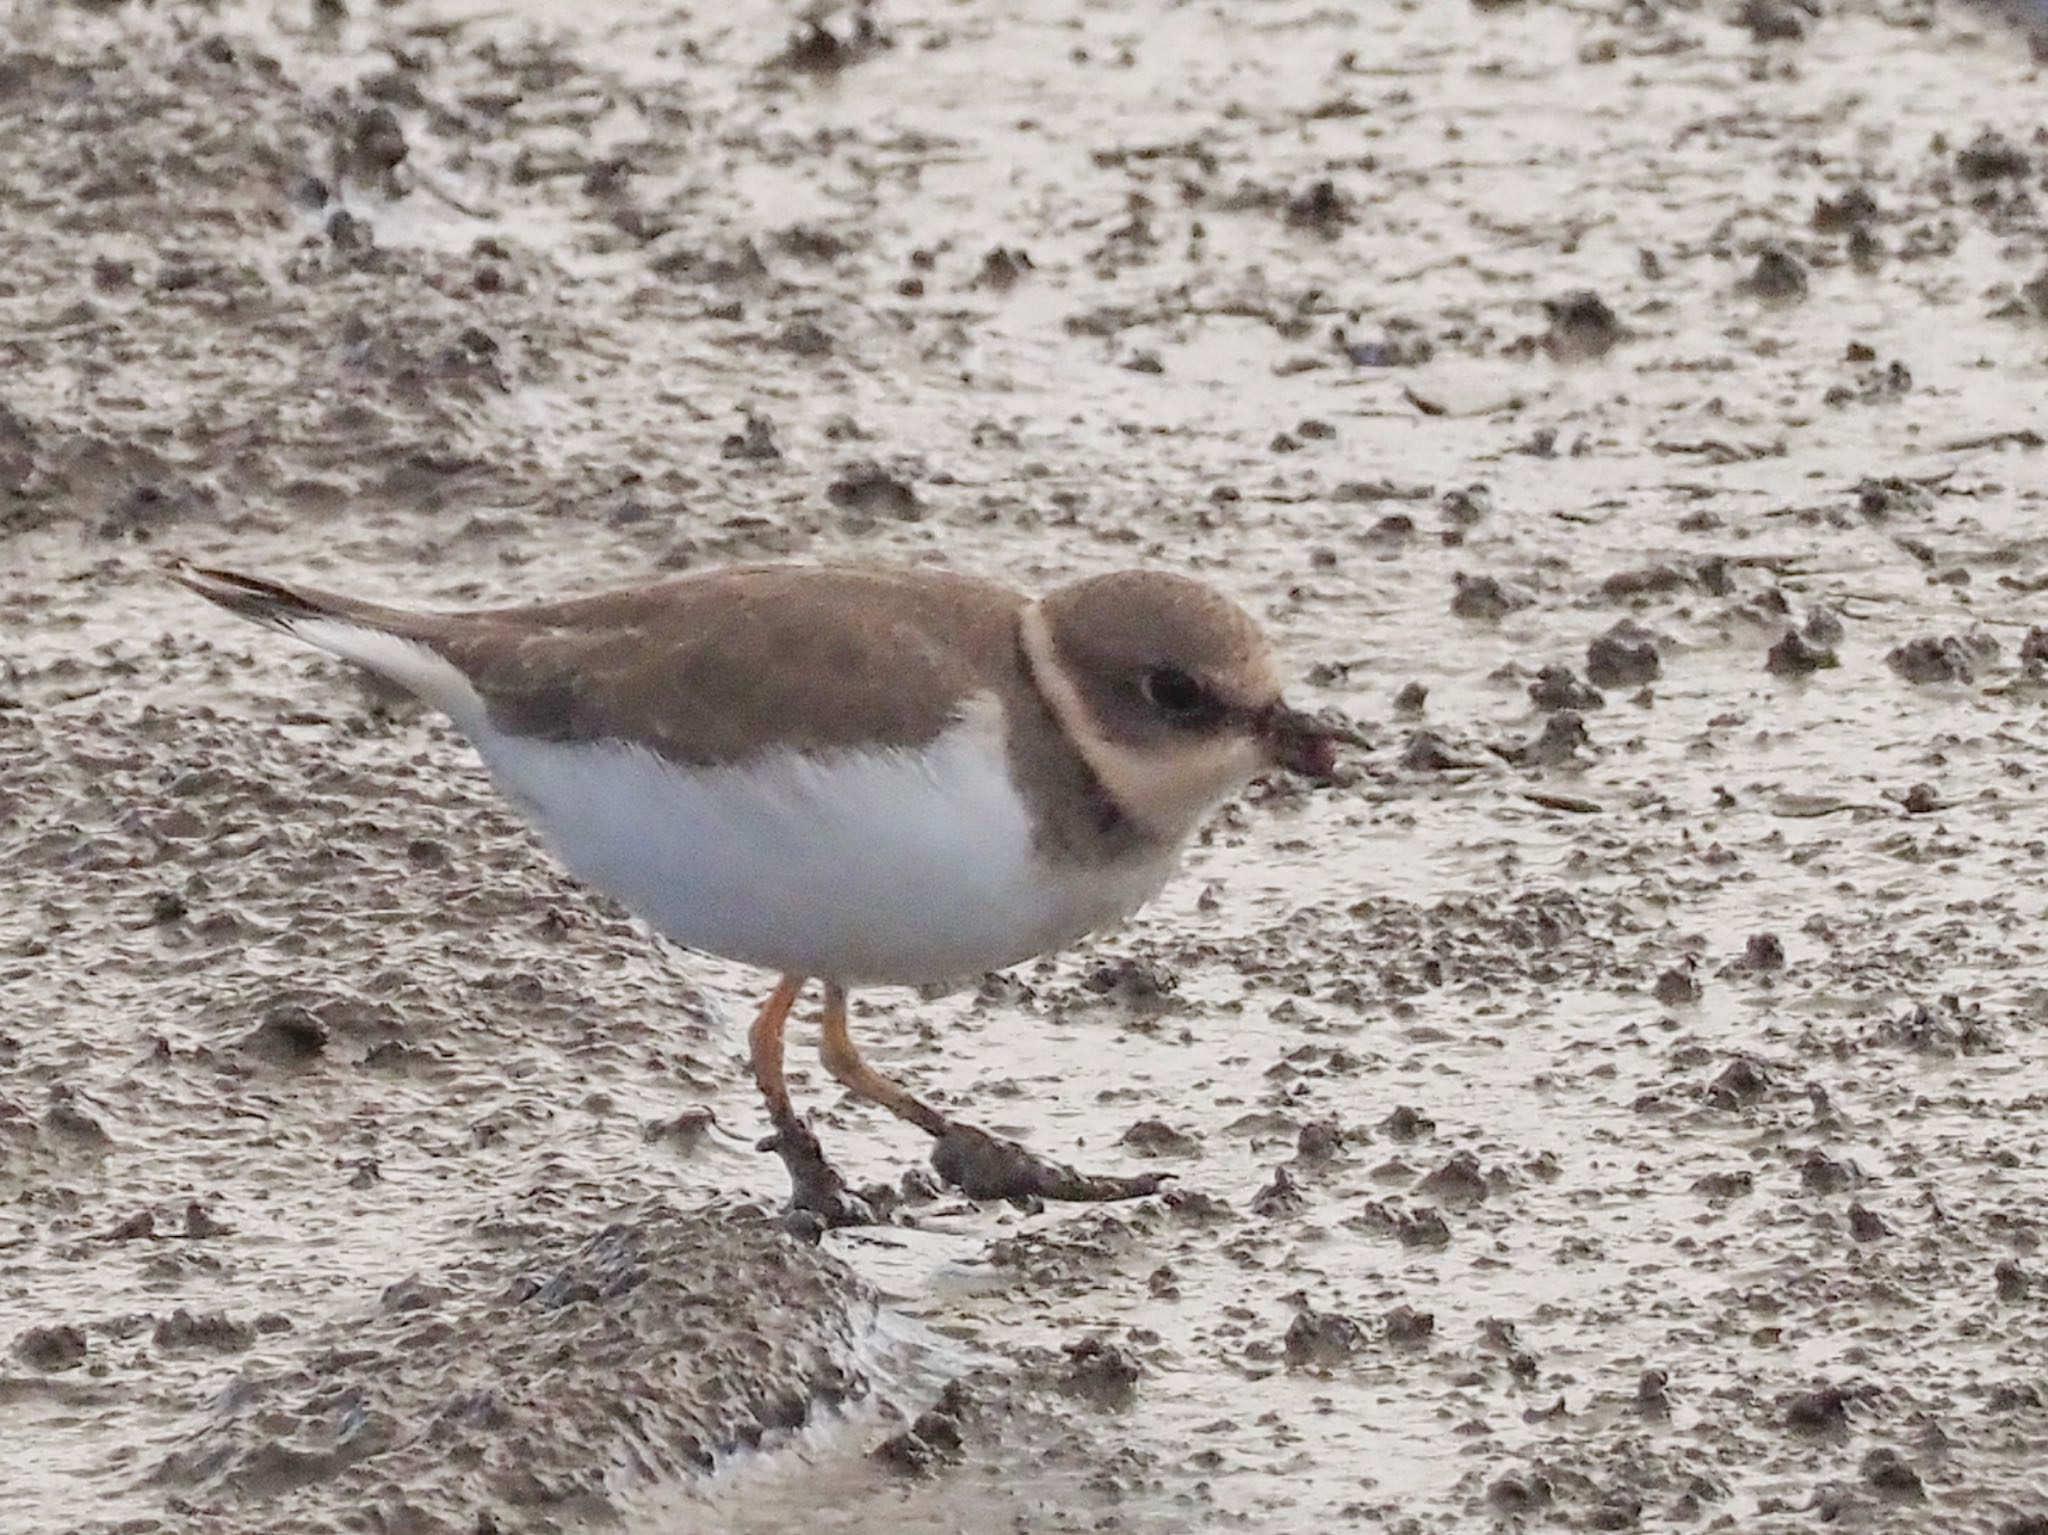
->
[171, 562, 414, 635]
[172, 561, 482, 721]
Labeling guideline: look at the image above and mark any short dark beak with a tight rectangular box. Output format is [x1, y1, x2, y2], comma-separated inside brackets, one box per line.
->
[1257, 703, 1352, 782]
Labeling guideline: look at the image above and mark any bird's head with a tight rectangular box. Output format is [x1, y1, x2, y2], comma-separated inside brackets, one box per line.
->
[1022, 570, 1349, 841]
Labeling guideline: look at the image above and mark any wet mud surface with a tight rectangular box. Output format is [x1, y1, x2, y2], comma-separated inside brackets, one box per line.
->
[7, 0, 2048, 1528]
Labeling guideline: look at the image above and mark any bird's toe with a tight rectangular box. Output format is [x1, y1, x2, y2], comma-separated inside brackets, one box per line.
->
[931, 1121, 1170, 1205]
[759, 1115, 879, 1231]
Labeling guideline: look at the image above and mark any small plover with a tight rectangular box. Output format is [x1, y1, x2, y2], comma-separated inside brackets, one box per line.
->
[177, 561, 1344, 1223]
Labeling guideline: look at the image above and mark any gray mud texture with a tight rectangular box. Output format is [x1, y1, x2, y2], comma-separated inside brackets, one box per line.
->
[7, 0, 2048, 1530]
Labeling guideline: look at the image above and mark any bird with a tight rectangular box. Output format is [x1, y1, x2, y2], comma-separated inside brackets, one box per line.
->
[174, 560, 1347, 1225]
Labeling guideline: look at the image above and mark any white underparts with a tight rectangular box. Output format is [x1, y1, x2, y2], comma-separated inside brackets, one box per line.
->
[273, 614, 1184, 984]
[473, 695, 1177, 984]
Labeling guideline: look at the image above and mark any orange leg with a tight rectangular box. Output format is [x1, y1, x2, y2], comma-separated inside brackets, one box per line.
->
[747, 974, 807, 1120]
[817, 983, 949, 1137]
[815, 983, 1170, 1207]
[747, 975, 869, 1228]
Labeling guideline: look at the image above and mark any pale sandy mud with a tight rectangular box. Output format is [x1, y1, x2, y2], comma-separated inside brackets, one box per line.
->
[5, 0, 2048, 1530]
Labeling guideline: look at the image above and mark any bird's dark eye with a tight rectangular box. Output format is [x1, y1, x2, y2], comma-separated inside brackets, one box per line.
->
[1142, 666, 1206, 717]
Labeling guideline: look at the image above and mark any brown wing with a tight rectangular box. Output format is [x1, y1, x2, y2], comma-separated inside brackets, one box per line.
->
[179, 559, 1157, 860]
[428, 566, 1029, 767]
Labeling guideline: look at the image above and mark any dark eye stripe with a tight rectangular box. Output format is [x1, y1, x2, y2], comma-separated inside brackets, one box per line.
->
[1142, 667, 1251, 736]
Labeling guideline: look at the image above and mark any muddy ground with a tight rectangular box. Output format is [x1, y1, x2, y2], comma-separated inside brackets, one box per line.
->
[5, 0, 2048, 1529]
